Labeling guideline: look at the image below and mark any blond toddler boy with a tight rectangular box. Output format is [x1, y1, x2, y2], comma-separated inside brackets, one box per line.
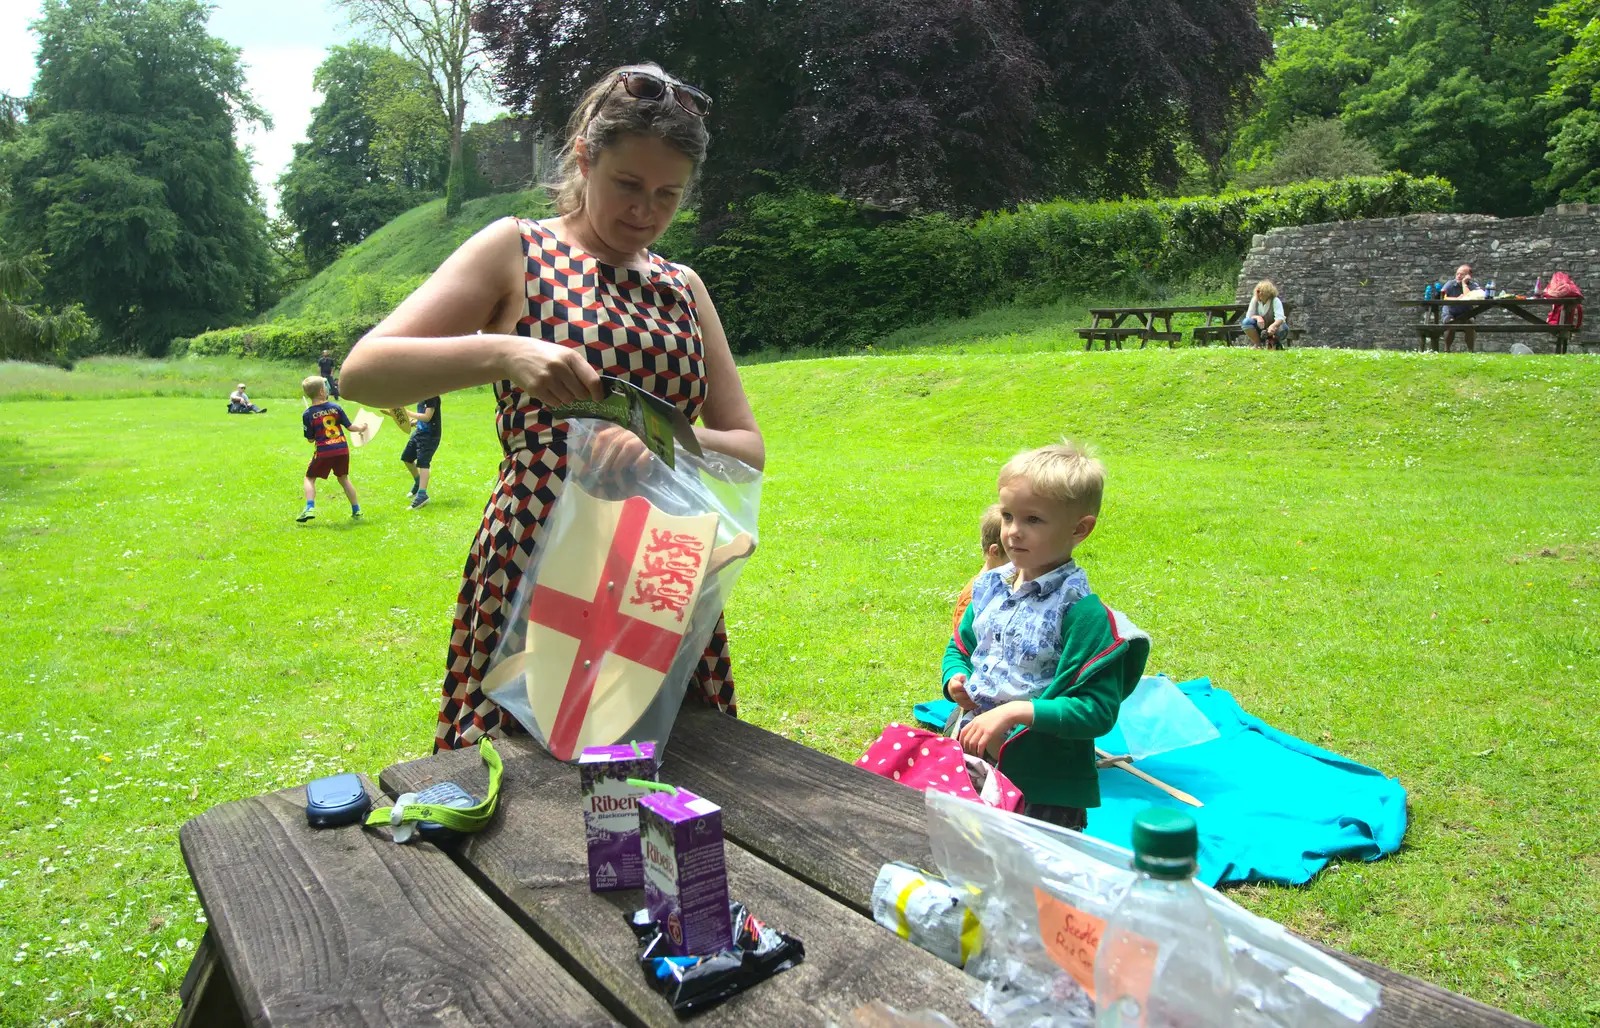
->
[942, 441, 1149, 830]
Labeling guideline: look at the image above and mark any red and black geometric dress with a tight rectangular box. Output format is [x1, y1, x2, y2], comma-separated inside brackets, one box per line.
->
[433, 218, 737, 751]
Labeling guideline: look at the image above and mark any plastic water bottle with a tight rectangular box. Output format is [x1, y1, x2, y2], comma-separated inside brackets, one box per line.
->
[1486, 279, 1496, 298]
[1094, 808, 1236, 1028]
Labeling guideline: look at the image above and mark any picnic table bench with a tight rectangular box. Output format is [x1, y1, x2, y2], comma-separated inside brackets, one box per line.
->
[1081, 304, 1304, 349]
[177, 703, 1540, 1027]
[1397, 297, 1583, 353]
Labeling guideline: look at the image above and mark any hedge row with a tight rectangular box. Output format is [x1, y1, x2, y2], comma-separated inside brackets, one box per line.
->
[176, 316, 377, 362]
[175, 172, 1454, 359]
[678, 172, 1455, 353]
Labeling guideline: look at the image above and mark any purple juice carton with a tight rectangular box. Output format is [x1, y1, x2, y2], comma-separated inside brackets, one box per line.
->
[640, 787, 732, 957]
[579, 742, 658, 892]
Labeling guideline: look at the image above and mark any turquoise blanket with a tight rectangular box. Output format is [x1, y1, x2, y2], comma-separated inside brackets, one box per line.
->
[912, 677, 1408, 887]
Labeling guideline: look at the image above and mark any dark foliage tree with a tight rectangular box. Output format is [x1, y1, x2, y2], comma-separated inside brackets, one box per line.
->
[1, 0, 272, 354]
[278, 43, 447, 272]
[474, 0, 1271, 221]
[0, 92, 97, 365]
[789, 0, 1047, 213]
[1018, 0, 1272, 198]
[0, 250, 98, 365]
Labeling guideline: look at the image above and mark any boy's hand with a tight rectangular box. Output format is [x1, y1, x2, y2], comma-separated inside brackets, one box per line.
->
[958, 701, 1031, 759]
[947, 674, 976, 711]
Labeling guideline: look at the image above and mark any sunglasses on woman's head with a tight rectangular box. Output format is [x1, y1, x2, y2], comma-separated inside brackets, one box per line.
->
[614, 70, 712, 117]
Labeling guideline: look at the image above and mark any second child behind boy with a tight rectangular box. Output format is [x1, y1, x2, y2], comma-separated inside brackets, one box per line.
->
[951, 502, 1008, 634]
[298, 376, 362, 522]
[942, 441, 1148, 831]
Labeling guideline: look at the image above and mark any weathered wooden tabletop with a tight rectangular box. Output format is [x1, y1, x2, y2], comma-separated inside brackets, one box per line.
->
[177, 703, 1541, 1027]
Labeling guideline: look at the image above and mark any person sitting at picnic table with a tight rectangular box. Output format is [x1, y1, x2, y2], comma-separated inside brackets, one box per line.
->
[1241, 280, 1287, 349]
[1441, 263, 1480, 352]
[339, 62, 765, 752]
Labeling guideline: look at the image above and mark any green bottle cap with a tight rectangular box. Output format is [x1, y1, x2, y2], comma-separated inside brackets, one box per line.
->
[1130, 807, 1199, 878]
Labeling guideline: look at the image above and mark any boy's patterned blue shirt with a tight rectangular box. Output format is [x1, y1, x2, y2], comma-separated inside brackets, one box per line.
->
[965, 560, 1091, 710]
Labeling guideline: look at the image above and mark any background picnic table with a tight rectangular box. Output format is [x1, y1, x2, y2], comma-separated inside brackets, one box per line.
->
[1396, 297, 1582, 352]
[1078, 304, 1301, 348]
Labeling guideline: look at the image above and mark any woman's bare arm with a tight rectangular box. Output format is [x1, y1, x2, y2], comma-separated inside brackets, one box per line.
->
[340, 218, 604, 409]
[682, 267, 765, 471]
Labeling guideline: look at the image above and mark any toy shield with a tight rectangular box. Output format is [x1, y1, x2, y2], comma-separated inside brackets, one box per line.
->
[347, 409, 383, 447]
[521, 486, 721, 760]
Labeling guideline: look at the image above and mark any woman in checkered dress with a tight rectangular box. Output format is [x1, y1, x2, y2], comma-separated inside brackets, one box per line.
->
[340, 64, 765, 751]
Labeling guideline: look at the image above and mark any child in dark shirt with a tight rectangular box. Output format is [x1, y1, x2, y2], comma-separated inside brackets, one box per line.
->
[298, 376, 361, 522]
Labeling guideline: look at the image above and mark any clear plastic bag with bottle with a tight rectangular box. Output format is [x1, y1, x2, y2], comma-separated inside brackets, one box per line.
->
[923, 791, 1382, 1028]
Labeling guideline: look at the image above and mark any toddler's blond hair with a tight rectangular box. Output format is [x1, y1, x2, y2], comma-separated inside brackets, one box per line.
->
[998, 440, 1105, 515]
[301, 376, 329, 401]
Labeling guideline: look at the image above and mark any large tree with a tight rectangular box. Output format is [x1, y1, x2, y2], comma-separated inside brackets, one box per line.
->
[1235, 0, 1561, 215]
[0, 92, 97, 365]
[0, 250, 98, 365]
[1540, 0, 1600, 203]
[334, 0, 485, 217]
[1019, 1, 1272, 199]
[277, 43, 447, 272]
[474, 0, 1271, 219]
[1, 0, 272, 354]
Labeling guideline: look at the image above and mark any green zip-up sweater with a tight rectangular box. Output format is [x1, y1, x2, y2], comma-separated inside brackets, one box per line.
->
[942, 593, 1150, 808]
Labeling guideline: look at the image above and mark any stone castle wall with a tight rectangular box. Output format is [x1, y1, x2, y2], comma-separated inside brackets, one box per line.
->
[1235, 204, 1600, 351]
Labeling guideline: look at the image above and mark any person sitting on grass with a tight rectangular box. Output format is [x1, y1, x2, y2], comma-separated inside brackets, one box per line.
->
[227, 383, 266, 414]
[298, 376, 361, 522]
[1241, 279, 1287, 349]
[401, 394, 441, 509]
[951, 502, 1008, 635]
[942, 440, 1149, 832]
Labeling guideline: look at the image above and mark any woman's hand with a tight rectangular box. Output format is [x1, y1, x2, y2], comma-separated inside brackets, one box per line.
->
[589, 423, 654, 472]
[499, 338, 605, 407]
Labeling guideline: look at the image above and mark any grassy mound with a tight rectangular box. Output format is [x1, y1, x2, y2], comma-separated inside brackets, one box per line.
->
[266, 190, 553, 323]
[178, 191, 552, 362]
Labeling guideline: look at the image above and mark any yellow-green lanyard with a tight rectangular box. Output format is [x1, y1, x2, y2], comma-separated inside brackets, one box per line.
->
[365, 738, 503, 834]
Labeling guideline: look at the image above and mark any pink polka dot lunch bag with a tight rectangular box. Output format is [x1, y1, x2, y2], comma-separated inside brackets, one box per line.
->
[856, 722, 1025, 812]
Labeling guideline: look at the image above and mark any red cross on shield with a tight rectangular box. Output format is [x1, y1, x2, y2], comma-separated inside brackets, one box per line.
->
[521, 485, 722, 760]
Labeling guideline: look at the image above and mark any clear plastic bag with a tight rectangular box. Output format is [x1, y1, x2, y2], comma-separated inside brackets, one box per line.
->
[482, 419, 761, 760]
[1113, 674, 1220, 761]
[924, 791, 1381, 1027]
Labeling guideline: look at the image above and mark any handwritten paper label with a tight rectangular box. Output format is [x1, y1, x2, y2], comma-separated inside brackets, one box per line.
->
[1033, 887, 1106, 997]
[1033, 887, 1160, 1010]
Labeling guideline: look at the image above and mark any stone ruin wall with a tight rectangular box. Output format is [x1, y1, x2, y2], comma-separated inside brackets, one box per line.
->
[1235, 204, 1600, 352]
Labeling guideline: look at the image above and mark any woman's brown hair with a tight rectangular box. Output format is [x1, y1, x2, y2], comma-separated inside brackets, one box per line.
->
[550, 63, 710, 216]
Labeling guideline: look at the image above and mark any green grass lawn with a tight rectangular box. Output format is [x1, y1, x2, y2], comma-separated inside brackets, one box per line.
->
[0, 356, 314, 403]
[3, 344, 1599, 1025]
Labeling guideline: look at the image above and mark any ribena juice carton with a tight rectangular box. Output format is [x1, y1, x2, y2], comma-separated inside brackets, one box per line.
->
[639, 787, 732, 956]
[579, 742, 658, 892]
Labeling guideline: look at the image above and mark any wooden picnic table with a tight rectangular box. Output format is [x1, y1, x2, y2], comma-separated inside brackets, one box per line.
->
[1081, 304, 1302, 349]
[1396, 297, 1582, 353]
[1079, 306, 1187, 350]
[176, 703, 1540, 1027]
